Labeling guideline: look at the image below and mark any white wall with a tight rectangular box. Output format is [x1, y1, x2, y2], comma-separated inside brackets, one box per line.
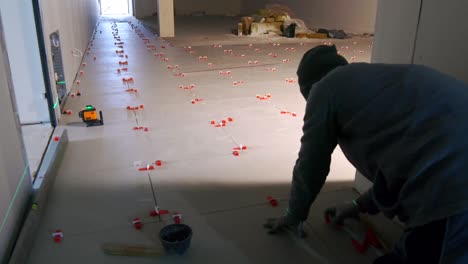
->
[372, 0, 468, 84]
[412, 0, 468, 84]
[371, 0, 421, 64]
[0, 15, 32, 262]
[241, 0, 377, 34]
[0, 1, 50, 124]
[40, 0, 100, 118]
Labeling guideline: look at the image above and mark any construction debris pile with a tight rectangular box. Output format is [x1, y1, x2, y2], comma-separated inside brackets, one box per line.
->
[236, 4, 350, 39]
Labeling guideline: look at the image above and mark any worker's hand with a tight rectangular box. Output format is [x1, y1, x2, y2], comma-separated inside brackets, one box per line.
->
[324, 201, 361, 226]
[263, 213, 306, 238]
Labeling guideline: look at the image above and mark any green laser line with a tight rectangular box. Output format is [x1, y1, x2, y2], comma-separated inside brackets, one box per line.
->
[0, 164, 30, 235]
[53, 97, 59, 109]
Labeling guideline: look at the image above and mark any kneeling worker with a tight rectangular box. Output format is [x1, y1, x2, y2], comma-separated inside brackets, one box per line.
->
[264, 45, 468, 264]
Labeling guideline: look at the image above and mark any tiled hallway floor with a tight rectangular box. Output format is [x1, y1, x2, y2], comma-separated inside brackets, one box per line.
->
[27, 17, 401, 263]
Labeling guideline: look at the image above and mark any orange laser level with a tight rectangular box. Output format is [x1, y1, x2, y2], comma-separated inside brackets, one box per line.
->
[78, 105, 104, 127]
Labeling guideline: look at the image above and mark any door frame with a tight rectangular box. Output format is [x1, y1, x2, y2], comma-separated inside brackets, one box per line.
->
[32, 0, 57, 127]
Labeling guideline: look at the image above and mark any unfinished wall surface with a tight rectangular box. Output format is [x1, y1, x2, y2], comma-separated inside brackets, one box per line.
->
[40, 0, 100, 117]
[175, 0, 242, 16]
[134, 0, 157, 18]
[0, 1, 50, 124]
[0, 15, 32, 262]
[134, 0, 241, 18]
[241, 0, 377, 33]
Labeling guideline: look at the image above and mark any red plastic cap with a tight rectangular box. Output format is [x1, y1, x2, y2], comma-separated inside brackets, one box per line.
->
[53, 235, 62, 243]
[53, 229, 63, 243]
[172, 213, 182, 224]
[54, 136, 60, 142]
[267, 197, 278, 206]
[233, 151, 240, 156]
[133, 218, 142, 230]
[155, 160, 162, 166]
[228, 117, 233, 122]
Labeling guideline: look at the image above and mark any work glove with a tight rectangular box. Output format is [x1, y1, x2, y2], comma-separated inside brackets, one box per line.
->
[263, 211, 306, 238]
[324, 200, 361, 226]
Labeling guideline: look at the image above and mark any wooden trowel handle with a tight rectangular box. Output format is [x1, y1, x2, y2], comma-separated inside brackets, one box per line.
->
[101, 243, 165, 257]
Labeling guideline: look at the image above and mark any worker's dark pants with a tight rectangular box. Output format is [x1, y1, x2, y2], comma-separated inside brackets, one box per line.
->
[374, 210, 468, 264]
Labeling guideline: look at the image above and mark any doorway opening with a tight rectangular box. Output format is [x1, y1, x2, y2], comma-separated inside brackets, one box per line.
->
[100, 0, 131, 15]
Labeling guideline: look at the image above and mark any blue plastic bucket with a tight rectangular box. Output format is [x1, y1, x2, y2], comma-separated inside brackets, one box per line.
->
[159, 224, 193, 255]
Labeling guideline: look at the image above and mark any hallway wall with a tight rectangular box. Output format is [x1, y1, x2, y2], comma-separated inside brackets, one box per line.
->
[0, 15, 32, 263]
[40, 0, 100, 117]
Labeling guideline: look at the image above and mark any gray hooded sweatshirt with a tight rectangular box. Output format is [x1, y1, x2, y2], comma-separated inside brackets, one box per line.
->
[289, 63, 468, 228]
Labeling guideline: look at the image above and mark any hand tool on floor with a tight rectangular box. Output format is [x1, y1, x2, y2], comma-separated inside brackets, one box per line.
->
[324, 211, 386, 256]
[147, 164, 162, 221]
[78, 105, 104, 127]
[101, 243, 164, 257]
